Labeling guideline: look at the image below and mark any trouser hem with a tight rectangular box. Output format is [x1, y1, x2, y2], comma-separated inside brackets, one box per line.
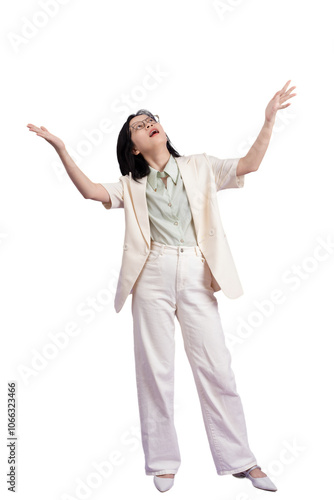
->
[217, 460, 258, 476]
[146, 469, 178, 476]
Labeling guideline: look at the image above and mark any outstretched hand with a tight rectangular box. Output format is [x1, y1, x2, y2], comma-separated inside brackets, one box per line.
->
[265, 80, 297, 124]
[26, 123, 65, 150]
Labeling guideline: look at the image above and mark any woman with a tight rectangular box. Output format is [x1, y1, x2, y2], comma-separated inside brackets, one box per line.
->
[26, 80, 296, 493]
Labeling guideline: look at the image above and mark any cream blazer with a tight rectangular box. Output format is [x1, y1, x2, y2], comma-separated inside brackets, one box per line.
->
[100, 153, 245, 313]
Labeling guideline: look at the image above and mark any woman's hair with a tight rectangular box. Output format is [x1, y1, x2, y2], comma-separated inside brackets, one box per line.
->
[116, 108, 182, 182]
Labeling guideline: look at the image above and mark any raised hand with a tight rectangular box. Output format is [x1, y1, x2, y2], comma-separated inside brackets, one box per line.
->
[26, 123, 65, 151]
[265, 80, 297, 124]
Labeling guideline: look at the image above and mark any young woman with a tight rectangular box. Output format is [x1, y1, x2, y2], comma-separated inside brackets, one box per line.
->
[27, 80, 296, 493]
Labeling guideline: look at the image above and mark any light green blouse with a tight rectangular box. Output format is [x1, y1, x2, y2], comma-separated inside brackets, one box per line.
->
[146, 154, 198, 246]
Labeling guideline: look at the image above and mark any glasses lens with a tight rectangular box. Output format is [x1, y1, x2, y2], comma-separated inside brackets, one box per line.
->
[132, 116, 158, 130]
[136, 122, 144, 130]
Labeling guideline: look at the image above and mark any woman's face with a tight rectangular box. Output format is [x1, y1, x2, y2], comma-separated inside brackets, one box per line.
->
[130, 114, 167, 156]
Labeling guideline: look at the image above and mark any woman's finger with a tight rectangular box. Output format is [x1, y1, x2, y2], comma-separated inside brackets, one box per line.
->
[280, 93, 297, 104]
[283, 86, 297, 97]
[286, 85, 297, 94]
[280, 80, 291, 93]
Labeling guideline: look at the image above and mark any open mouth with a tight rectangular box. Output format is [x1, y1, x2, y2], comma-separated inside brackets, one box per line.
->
[149, 129, 159, 137]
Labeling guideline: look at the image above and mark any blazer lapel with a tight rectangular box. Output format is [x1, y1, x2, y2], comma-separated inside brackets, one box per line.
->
[130, 155, 194, 249]
[175, 155, 200, 238]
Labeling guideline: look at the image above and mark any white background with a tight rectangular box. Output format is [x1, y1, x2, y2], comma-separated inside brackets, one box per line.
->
[1, 0, 334, 498]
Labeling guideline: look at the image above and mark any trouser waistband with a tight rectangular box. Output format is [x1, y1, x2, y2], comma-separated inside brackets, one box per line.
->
[150, 239, 204, 257]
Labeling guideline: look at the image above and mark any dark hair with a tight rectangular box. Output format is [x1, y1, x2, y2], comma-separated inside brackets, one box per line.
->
[116, 108, 182, 182]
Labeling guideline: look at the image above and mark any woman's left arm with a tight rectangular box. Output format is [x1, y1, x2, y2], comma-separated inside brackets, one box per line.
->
[237, 80, 297, 176]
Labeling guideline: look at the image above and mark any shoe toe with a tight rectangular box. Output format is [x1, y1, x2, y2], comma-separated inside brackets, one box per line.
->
[153, 476, 175, 492]
[250, 476, 277, 492]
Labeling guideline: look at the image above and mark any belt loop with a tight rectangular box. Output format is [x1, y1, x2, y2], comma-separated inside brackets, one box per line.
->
[160, 244, 165, 256]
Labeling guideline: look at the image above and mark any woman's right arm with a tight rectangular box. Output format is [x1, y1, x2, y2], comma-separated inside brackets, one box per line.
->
[26, 123, 110, 203]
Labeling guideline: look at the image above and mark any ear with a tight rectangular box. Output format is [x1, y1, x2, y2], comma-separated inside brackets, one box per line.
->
[132, 148, 140, 155]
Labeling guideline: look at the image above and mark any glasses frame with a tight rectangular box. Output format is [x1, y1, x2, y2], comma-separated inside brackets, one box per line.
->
[129, 115, 160, 132]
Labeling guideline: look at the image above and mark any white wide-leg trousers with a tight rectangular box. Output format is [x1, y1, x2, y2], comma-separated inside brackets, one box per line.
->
[131, 240, 257, 477]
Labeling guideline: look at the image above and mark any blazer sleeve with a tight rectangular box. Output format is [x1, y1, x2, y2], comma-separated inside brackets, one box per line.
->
[204, 154, 245, 191]
[97, 178, 124, 209]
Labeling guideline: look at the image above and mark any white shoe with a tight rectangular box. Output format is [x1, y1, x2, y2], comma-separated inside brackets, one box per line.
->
[153, 475, 175, 492]
[233, 465, 277, 492]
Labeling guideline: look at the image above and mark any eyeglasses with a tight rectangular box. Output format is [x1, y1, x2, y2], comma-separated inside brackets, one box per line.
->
[130, 115, 160, 131]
